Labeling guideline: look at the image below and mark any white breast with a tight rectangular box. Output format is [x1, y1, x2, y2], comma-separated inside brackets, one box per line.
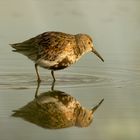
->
[37, 59, 58, 68]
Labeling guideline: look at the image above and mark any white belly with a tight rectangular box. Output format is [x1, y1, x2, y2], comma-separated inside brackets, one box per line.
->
[36, 52, 81, 69]
[37, 59, 58, 68]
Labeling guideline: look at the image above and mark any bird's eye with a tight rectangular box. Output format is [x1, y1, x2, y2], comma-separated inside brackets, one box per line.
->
[88, 42, 91, 45]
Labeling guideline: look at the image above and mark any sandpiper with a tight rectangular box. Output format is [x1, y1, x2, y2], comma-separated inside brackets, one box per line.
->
[10, 31, 104, 82]
[12, 90, 104, 128]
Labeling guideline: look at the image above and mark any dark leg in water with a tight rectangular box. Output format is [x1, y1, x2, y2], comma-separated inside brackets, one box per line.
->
[35, 64, 41, 82]
[35, 81, 41, 98]
[51, 80, 55, 91]
[51, 70, 56, 82]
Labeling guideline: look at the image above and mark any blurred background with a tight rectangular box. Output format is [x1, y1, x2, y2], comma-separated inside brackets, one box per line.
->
[0, 0, 140, 140]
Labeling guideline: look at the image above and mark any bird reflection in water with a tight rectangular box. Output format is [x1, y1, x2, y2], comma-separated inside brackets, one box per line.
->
[12, 82, 104, 129]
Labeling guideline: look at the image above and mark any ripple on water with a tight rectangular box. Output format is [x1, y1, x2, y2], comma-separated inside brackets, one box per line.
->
[0, 72, 107, 90]
[0, 66, 140, 90]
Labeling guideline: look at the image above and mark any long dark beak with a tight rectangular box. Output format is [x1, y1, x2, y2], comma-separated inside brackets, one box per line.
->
[92, 49, 104, 62]
[92, 99, 104, 113]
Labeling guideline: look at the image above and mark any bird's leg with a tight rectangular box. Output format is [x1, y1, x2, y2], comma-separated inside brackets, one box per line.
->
[51, 70, 56, 90]
[51, 80, 55, 91]
[35, 80, 41, 98]
[35, 64, 41, 82]
[51, 70, 56, 82]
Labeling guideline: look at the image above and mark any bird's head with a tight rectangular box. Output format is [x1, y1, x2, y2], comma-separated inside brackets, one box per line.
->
[75, 99, 104, 127]
[77, 34, 104, 62]
[75, 108, 93, 127]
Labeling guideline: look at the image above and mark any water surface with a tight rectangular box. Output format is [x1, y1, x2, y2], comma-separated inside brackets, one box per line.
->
[0, 0, 140, 140]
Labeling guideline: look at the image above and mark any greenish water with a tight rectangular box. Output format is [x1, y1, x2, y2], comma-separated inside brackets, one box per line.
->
[0, 0, 140, 140]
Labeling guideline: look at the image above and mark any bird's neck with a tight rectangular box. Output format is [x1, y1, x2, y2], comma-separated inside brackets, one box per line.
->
[74, 35, 87, 57]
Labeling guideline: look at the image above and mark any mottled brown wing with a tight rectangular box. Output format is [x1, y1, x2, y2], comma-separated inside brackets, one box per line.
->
[36, 32, 76, 61]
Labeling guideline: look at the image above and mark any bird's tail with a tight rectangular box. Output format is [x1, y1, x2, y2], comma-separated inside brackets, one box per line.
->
[10, 43, 38, 61]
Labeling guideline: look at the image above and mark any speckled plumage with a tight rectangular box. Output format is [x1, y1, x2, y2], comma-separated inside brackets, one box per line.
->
[10, 31, 104, 81]
[12, 90, 104, 129]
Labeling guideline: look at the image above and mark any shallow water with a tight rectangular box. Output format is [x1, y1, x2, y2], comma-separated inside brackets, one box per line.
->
[0, 0, 140, 140]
